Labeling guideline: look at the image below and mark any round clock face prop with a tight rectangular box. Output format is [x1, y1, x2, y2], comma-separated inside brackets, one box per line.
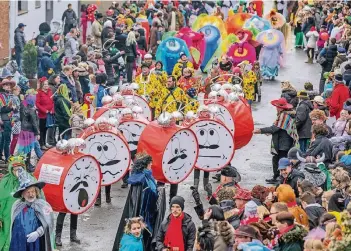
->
[62, 156, 100, 214]
[119, 121, 147, 158]
[208, 104, 235, 134]
[82, 132, 131, 185]
[123, 94, 153, 121]
[190, 120, 234, 171]
[161, 129, 198, 183]
[94, 107, 125, 120]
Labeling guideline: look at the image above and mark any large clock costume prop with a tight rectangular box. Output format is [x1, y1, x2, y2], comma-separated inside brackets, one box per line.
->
[184, 108, 235, 172]
[80, 118, 131, 186]
[137, 112, 199, 184]
[34, 137, 101, 214]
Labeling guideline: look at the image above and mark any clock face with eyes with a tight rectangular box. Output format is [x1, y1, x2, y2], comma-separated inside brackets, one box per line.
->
[119, 121, 147, 158]
[208, 104, 235, 135]
[63, 156, 101, 214]
[99, 107, 125, 120]
[190, 120, 234, 171]
[82, 132, 131, 185]
[161, 129, 198, 183]
[123, 95, 153, 121]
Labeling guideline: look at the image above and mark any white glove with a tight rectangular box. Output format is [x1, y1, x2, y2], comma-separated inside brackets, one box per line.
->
[26, 231, 39, 243]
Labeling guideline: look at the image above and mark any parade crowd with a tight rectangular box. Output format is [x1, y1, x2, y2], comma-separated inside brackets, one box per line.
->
[3, 0, 351, 251]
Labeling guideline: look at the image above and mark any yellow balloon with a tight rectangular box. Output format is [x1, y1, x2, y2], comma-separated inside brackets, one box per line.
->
[192, 14, 227, 38]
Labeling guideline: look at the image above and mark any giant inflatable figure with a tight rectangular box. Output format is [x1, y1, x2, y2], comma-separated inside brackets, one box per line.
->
[198, 25, 221, 72]
[156, 37, 191, 74]
[225, 12, 252, 35]
[243, 15, 271, 38]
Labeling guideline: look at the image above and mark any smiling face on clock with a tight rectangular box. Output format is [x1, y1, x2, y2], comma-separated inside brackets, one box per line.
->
[208, 104, 235, 135]
[63, 156, 100, 214]
[119, 121, 147, 158]
[161, 129, 198, 183]
[82, 132, 130, 185]
[190, 120, 234, 171]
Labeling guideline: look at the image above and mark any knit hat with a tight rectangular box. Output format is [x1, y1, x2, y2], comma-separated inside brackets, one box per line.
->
[338, 47, 346, 53]
[334, 74, 344, 82]
[170, 196, 185, 211]
[251, 185, 269, 203]
[234, 188, 252, 200]
[244, 200, 258, 217]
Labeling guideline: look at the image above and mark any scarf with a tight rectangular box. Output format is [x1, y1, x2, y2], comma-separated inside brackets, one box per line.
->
[271, 111, 299, 154]
[164, 213, 185, 251]
[57, 85, 72, 117]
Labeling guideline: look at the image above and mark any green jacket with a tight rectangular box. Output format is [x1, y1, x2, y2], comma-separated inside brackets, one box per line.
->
[273, 225, 307, 251]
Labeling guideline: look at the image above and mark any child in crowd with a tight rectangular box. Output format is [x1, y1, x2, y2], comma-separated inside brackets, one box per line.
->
[95, 73, 108, 108]
[120, 217, 145, 251]
[9, 86, 21, 155]
[70, 103, 85, 138]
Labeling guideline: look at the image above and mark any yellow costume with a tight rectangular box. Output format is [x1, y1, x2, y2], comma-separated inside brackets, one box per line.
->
[135, 74, 162, 108]
[172, 60, 194, 80]
[151, 70, 168, 88]
[242, 71, 257, 101]
[155, 87, 189, 117]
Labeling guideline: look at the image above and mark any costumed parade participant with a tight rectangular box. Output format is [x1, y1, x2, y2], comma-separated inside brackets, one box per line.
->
[150, 61, 168, 86]
[10, 178, 54, 251]
[172, 52, 194, 81]
[240, 61, 258, 105]
[218, 55, 233, 81]
[113, 152, 165, 251]
[177, 67, 200, 94]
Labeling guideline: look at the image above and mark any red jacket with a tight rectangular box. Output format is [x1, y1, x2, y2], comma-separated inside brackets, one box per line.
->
[36, 89, 54, 119]
[327, 83, 350, 119]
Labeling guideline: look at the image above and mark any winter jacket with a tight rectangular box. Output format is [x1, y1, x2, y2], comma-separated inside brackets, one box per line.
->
[302, 17, 315, 35]
[96, 85, 106, 108]
[321, 44, 338, 71]
[156, 212, 196, 251]
[120, 233, 144, 251]
[73, 78, 83, 103]
[79, 75, 90, 97]
[278, 169, 305, 198]
[304, 203, 326, 229]
[103, 52, 123, 86]
[150, 26, 158, 55]
[14, 28, 26, 52]
[326, 83, 350, 119]
[115, 29, 127, 52]
[344, 69, 351, 86]
[20, 104, 39, 135]
[101, 26, 114, 47]
[92, 20, 102, 48]
[137, 29, 147, 52]
[54, 95, 71, 129]
[197, 220, 234, 251]
[331, 134, 351, 157]
[273, 225, 307, 251]
[0, 92, 14, 121]
[260, 125, 294, 152]
[60, 72, 78, 103]
[306, 31, 319, 49]
[296, 100, 313, 139]
[36, 89, 54, 119]
[125, 42, 138, 61]
[332, 119, 348, 137]
[64, 33, 78, 60]
[332, 54, 347, 71]
[35, 32, 54, 48]
[38, 52, 55, 78]
[61, 8, 77, 25]
[76, 50, 87, 62]
[306, 135, 333, 166]
[281, 90, 298, 108]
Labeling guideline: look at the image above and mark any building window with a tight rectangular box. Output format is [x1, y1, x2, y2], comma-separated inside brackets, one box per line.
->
[35, 0, 41, 9]
[18, 0, 28, 15]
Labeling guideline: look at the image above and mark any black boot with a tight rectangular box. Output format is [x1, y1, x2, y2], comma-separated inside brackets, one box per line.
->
[95, 190, 101, 206]
[105, 185, 111, 203]
[258, 95, 261, 102]
[70, 229, 81, 244]
[55, 233, 62, 246]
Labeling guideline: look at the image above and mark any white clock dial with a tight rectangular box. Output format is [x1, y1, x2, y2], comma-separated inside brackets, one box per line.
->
[123, 95, 152, 121]
[208, 104, 235, 134]
[82, 132, 131, 185]
[119, 121, 147, 158]
[63, 156, 100, 214]
[161, 129, 198, 183]
[190, 120, 234, 171]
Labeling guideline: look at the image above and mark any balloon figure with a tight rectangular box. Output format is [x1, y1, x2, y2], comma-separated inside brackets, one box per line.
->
[192, 14, 227, 39]
[227, 42, 256, 66]
[156, 37, 191, 75]
[225, 13, 252, 35]
[243, 15, 272, 37]
[198, 25, 221, 72]
[176, 27, 206, 70]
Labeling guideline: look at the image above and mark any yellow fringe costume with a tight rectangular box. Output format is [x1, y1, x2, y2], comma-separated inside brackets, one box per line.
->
[155, 87, 189, 118]
[242, 71, 257, 101]
[135, 74, 162, 108]
[172, 60, 194, 80]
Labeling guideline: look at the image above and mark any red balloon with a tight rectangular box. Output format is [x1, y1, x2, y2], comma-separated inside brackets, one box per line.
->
[320, 32, 329, 41]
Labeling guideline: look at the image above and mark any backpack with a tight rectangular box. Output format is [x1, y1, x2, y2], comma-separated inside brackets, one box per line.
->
[37, 34, 48, 48]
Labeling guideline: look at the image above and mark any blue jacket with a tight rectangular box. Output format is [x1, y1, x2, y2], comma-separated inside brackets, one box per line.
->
[96, 85, 106, 108]
[38, 52, 55, 78]
[120, 234, 143, 251]
[60, 72, 78, 102]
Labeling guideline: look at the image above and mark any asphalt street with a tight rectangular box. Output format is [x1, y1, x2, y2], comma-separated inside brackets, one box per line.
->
[56, 44, 322, 251]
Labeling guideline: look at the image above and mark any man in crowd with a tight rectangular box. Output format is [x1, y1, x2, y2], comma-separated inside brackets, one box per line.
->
[14, 23, 26, 74]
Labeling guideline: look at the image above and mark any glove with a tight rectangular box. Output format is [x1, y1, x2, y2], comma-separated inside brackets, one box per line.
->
[204, 183, 213, 197]
[190, 186, 202, 206]
[26, 231, 40, 243]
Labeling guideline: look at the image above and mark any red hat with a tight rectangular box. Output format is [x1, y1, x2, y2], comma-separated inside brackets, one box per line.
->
[270, 98, 293, 110]
[234, 188, 252, 200]
[233, 67, 241, 74]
